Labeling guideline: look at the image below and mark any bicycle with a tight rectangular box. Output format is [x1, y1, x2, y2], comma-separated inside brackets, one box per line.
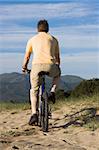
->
[26, 69, 51, 132]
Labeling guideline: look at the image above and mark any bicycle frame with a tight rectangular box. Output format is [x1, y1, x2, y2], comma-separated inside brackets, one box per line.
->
[39, 75, 45, 96]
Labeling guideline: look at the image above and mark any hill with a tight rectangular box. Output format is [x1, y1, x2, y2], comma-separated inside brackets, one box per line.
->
[61, 75, 83, 90]
[0, 72, 83, 102]
[71, 79, 99, 97]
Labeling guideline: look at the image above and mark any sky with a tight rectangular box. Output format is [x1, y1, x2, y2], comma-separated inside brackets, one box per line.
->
[0, 0, 99, 79]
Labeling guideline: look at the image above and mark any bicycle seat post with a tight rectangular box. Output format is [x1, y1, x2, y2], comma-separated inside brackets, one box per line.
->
[38, 71, 49, 94]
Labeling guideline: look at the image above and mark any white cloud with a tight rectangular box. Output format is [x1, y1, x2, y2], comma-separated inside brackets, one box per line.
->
[0, 32, 34, 49]
[0, 2, 98, 78]
[0, 2, 98, 50]
[0, 24, 99, 50]
[51, 25, 99, 35]
[58, 35, 99, 49]
[0, 24, 35, 33]
[51, 25, 99, 49]
[0, 2, 96, 22]
[61, 52, 99, 63]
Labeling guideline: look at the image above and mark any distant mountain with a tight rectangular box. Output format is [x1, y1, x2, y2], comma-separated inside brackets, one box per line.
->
[0, 73, 30, 102]
[0, 72, 83, 102]
[61, 75, 83, 90]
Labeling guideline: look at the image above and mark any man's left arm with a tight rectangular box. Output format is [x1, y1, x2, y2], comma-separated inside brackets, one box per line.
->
[55, 39, 60, 65]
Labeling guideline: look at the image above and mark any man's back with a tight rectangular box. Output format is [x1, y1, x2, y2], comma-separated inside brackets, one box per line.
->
[27, 32, 59, 64]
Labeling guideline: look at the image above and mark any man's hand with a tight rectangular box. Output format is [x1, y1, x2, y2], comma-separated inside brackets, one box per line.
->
[22, 67, 27, 73]
[22, 50, 31, 73]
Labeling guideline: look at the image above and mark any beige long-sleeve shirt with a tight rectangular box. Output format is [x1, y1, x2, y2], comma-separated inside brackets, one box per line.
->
[25, 32, 60, 65]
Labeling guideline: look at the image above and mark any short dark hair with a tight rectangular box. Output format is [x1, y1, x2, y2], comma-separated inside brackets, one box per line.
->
[37, 20, 49, 33]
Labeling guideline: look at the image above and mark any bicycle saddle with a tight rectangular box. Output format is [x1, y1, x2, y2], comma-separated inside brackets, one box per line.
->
[38, 71, 49, 76]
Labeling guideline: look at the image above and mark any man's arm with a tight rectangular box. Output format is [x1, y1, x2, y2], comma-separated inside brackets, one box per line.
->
[22, 40, 32, 71]
[55, 52, 60, 65]
[55, 39, 60, 65]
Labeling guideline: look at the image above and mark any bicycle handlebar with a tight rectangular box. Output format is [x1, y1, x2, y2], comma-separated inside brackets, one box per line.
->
[22, 68, 31, 74]
[26, 69, 31, 74]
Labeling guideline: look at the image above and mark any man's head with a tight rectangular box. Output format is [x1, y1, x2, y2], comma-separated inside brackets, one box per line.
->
[37, 20, 49, 33]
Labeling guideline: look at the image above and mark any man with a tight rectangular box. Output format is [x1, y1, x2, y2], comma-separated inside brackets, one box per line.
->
[22, 20, 61, 125]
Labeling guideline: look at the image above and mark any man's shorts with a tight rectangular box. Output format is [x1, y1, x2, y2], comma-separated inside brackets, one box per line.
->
[30, 63, 61, 95]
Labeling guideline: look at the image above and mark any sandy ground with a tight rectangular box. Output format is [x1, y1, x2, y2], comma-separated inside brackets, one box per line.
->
[0, 105, 99, 150]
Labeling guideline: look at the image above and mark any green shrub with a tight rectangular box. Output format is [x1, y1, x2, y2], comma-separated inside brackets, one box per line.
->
[71, 79, 99, 97]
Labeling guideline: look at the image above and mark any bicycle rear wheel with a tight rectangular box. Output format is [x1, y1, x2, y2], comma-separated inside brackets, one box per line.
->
[41, 92, 48, 132]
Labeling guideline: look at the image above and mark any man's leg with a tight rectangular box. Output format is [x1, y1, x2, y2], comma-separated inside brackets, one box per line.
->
[29, 72, 39, 125]
[48, 75, 60, 104]
[50, 64, 61, 93]
[51, 75, 60, 93]
[30, 89, 38, 115]
[49, 64, 61, 103]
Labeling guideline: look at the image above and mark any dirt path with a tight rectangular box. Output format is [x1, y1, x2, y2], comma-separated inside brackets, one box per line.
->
[0, 107, 99, 150]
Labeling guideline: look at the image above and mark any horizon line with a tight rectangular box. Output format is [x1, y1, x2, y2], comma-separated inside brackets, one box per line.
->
[0, 72, 99, 80]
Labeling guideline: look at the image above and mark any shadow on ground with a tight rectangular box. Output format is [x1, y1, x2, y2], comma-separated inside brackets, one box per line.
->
[52, 107, 99, 130]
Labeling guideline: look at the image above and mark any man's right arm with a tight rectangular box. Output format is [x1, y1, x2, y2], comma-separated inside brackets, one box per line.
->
[22, 39, 32, 72]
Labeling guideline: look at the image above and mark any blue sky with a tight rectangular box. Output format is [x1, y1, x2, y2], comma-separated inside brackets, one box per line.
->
[0, 0, 99, 78]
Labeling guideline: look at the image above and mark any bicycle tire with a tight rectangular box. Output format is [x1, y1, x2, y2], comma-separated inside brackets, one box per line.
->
[38, 99, 42, 127]
[41, 92, 49, 132]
